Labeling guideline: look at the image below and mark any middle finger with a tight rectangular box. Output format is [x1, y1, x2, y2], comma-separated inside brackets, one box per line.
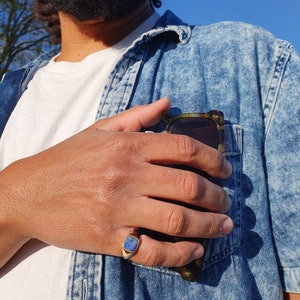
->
[134, 163, 231, 213]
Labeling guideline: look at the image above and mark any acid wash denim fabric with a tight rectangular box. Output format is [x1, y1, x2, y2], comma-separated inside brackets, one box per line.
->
[1, 10, 300, 300]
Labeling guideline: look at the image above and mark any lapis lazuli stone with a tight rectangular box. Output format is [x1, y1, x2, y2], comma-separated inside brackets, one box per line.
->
[123, 236, 139, 252]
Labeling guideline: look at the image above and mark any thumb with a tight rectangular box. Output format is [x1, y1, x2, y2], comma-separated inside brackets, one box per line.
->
[91, 97, 170, 132]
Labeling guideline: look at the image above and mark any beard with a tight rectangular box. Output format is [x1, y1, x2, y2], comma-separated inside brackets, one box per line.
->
[49, 0, 146, 21]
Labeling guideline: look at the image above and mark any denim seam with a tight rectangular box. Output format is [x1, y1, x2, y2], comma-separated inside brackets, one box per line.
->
[263, 42, 291, 139]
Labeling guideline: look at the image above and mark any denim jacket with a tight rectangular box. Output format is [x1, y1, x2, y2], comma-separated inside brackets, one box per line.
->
[1, 11, 300, 300]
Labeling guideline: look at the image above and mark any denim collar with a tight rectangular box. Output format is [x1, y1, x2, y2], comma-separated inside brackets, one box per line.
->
[22, 10, 191, 86]
[136, 10, 192, 45]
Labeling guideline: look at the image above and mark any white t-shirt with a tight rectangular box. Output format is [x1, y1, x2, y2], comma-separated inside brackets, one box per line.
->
[0, 13, 159, 300]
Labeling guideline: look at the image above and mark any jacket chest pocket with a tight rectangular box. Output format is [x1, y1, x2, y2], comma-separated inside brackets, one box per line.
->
[133, 124, 243, 278]
[201, 124, 243, 269]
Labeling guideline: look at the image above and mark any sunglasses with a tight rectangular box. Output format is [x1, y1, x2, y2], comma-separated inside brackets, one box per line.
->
[162, 110, 224, 153]
[163, 110, 225, 281]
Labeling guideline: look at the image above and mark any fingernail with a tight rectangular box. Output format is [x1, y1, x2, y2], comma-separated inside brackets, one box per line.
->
[194, 246, 205, 259]
[221, 218, 233, 235]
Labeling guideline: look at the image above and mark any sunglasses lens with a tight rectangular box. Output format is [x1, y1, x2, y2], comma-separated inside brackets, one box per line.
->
[168, 117, 220, 149]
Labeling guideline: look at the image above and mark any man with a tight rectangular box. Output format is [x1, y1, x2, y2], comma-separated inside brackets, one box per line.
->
[0, 0, 299, 299]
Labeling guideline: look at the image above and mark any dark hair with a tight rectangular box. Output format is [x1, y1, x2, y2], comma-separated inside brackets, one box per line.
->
[33, 0, 162, 45]
[33, 0, 61, 44]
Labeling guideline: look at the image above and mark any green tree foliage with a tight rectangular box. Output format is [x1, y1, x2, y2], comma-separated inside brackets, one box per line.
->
[0, 0, 52, 78]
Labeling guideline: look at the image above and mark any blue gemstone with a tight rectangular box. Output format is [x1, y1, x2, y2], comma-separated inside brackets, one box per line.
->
[123, 236, 139, 252]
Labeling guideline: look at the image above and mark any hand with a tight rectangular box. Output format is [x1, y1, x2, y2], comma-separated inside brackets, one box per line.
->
[0, 98, 232, 268]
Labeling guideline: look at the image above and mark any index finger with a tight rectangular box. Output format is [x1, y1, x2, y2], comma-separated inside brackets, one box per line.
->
[139, 133, 232, 179]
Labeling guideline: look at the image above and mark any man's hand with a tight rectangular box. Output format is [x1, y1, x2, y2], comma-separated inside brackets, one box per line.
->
[0, 98, 232, 268]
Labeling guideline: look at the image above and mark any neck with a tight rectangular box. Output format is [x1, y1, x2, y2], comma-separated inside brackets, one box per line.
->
[56, 2, 154, 62]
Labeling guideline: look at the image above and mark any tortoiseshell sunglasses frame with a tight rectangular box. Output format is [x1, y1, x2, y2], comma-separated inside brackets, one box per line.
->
[162, 110, 225, 153]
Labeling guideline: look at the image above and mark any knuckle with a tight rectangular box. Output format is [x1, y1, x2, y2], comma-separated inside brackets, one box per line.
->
[204, 214, 220, 237]
[175, 248, 191, 266]
[107, 134, 129, 152]
[101, 164, 129, 194]
[214, 153, 224, 169]
[142, 245, 164, 266]
[176, 135, 198, 162]
[180, 172, 203, 202]
[104, 133, 139, 156]
[166, 208, 187, 236]
[103, 165, 123, 184]
[207, 151, 224, 173]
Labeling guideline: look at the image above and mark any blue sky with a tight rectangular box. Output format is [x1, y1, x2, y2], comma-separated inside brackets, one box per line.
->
[157, 0, 300, 51]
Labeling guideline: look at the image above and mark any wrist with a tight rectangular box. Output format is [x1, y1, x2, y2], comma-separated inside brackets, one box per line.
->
[0, 164, 30, 268]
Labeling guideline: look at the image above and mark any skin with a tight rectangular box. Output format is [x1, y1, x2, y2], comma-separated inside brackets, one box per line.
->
[1, 0, 298, 297]
[0, 97, 232, 269]
[56, 1, 155, 61]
